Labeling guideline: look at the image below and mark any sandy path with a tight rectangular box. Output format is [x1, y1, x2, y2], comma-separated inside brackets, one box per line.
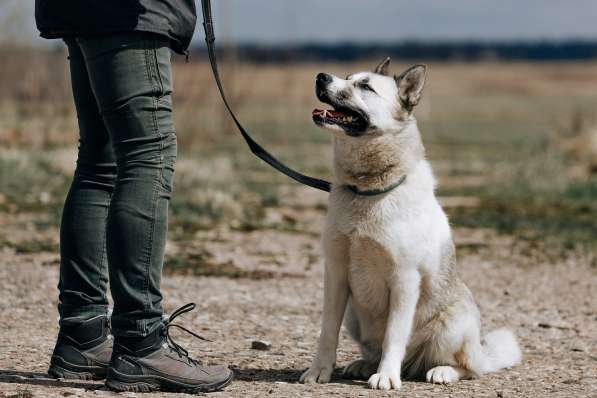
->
[0, 227, 595, 398]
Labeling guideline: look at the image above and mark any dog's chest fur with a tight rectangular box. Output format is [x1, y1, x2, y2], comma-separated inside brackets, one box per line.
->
[326, 158, 451, 318]
[329, 175, 427, 300]
[348, 235, 394, 317]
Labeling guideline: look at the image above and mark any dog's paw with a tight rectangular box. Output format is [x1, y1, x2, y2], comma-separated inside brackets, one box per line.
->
[426, 366, 460, 384]
[343, 359, 378, 380]
[368, 371, 401, 390]
[300, 364, 334, 384]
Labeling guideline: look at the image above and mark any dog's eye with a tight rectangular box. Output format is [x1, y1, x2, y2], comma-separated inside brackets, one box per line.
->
[359, 83, 376, 93]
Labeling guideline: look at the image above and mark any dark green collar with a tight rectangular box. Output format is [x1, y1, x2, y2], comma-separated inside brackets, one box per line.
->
[346, 175, 407, 196]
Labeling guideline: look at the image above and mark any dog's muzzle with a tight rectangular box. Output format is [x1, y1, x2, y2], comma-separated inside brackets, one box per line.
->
[316, 73, 333, 101]
[316, 73, 332, 85]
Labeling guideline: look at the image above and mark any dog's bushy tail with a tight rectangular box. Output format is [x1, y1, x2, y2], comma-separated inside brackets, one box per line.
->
[467, 328, 522, 375]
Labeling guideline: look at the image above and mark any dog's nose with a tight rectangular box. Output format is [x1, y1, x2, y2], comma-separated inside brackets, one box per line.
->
[316, 73, 332, 85]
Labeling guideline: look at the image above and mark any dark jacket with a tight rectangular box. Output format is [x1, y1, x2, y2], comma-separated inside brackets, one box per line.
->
[35, 0, 197, 54]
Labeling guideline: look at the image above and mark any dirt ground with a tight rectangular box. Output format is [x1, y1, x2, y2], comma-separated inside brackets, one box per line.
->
[0, 201, 595, 398]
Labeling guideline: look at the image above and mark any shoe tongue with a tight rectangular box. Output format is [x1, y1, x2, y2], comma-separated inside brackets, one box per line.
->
[162, 343, 202, 366]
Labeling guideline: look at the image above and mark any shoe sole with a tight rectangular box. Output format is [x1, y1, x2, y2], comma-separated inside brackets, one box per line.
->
[48, 356, 107, 380]
[105, 367, 234, 393]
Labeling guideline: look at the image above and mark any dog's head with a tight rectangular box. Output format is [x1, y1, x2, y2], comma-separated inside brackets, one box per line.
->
[312, 58, 426, 136]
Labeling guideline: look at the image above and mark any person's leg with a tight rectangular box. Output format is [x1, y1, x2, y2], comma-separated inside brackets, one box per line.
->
[59, 38, 117, 325]
[75, 33, 176, 338]
[49, 38, 115, 380]
[75, 33, 232, 393]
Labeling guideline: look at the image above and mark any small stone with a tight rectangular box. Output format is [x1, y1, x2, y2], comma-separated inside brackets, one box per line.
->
[251, 340, 272, 350]
[537, 322, 571, 330]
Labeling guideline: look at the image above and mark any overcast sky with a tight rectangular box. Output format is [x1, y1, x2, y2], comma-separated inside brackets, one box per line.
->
[4, 0, 597, 46]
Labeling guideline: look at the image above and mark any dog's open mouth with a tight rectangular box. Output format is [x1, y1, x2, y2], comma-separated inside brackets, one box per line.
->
[312, 106, 368, 133]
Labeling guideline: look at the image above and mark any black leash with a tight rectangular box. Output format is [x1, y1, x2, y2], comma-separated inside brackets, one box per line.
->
[200, 0, 332, 193]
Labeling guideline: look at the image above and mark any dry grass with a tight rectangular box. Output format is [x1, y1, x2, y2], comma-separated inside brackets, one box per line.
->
[0, 47, 596, 255]
[3, 45, 597, 147]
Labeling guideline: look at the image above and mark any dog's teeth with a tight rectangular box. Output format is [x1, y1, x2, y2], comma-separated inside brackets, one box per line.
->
[322, 110, 327, 117]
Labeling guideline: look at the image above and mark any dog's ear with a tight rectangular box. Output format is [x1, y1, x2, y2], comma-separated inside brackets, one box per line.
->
[373, 57, 391, 76]
[395, 65, 427, 110]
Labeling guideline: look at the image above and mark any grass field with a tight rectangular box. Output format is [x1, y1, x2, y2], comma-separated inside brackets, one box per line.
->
[1, 52, 596, 262]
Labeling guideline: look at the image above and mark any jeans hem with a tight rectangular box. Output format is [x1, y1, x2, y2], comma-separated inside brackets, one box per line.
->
[110, 316, 163, 338]
[59, 304, 109, 326]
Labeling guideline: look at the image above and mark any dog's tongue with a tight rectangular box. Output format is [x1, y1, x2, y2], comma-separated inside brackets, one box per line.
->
[312, 109, 346, 118]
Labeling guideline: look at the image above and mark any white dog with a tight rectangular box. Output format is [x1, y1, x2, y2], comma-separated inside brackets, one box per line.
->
[300, 58, 521, 390]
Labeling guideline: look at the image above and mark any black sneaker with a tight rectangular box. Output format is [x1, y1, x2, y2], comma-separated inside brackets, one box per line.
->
[106, 303, 233, 393]
[48, 315, 113, 380]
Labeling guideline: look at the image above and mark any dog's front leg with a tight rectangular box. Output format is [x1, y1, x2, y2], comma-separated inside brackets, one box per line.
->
[300, 236, 349, 384]
[368, 268, 421, 390]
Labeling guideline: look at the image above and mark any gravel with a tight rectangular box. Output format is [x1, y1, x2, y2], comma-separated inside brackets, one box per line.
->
[0, 227, 595, 397]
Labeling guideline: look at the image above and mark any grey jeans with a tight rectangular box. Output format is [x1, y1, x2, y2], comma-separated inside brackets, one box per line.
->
[59, 33, 176, 337]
